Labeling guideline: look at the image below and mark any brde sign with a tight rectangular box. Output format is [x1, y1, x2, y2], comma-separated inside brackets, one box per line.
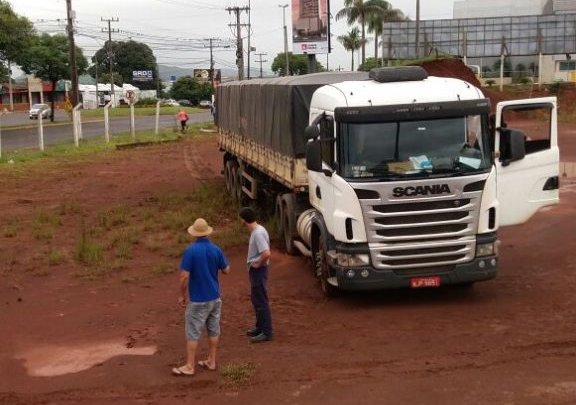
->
[132, 70, 153, 82]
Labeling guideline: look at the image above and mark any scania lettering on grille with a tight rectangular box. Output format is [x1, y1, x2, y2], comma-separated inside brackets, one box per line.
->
[392, 184, 451, 198]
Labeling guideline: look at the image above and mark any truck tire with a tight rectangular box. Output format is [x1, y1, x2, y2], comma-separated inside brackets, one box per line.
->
[314, 236, 339, 298]
[224, 160, 234, 194]
[229, 162, 239, 199]
[280, 193, 297, 255]
[235, 165, 245, 202]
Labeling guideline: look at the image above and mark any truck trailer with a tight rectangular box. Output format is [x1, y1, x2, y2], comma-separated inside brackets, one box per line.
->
[215, 67, 559, 296]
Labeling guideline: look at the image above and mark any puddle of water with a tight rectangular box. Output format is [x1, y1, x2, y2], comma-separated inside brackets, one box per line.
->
[16, 341, 157, 377]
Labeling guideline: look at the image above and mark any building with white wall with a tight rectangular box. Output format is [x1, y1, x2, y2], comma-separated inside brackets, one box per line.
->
[453, 0, 547, 19]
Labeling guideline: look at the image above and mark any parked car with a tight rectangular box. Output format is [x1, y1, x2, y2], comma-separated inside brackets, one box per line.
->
[199, 100, 212, 108]
[177, 99, 192, 106]
[29, 103, 51, 119]
[162, 99, 180, 107]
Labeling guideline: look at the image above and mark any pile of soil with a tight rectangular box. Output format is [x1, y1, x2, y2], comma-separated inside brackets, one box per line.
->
[416, 58, 576, 114]
[418, 58, 481, 88]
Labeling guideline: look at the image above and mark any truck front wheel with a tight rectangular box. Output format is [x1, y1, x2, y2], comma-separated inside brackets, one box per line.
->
[314, 236, 339, 298]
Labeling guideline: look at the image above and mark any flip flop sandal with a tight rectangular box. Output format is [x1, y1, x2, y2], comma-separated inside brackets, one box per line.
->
[197, 360, 216, 371]
[172, 366, 195, 376]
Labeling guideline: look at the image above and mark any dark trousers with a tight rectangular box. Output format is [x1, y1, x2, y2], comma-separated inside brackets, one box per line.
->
[249, 266, 272, 336]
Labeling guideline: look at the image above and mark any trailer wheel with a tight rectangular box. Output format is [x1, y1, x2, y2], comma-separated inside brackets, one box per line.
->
[234, 165, 245, 202]
[224, 160, 234, 194]
[314, 236, 339, 298]
[229, 162, 239, 200]
[280, 194, 297, 255]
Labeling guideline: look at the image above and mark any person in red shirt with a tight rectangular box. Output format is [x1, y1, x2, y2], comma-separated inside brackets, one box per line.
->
[177, 109, 189, 133]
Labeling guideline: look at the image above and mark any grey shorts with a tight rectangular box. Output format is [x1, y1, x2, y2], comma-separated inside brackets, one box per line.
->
[185, 298, 222, 341]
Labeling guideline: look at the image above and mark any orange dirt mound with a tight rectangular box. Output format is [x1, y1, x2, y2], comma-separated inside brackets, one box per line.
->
[418, 58, 481, 88]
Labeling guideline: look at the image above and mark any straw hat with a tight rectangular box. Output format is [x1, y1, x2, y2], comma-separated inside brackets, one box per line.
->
[187, 218, 213, 237]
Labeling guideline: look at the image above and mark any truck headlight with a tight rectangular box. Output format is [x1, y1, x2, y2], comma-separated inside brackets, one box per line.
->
[476, 242, 498, 257]
[335, 253, 370, 267]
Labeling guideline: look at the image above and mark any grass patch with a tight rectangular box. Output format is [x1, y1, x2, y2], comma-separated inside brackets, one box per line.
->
[31, 209, 62, 240]
[220, 362, 256, 387]
[48, 249, 66, 266]
[151, 263, 174, 275]
[2, 223, 20, 238]
[80, 106, 202, 118]
[0, 128, 196, 168]
[75, 226, 104, 267]
[98, 207, 130, 230]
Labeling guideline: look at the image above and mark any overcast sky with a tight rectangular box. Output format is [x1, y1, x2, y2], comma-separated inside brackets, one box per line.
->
[8, 0, 456, 77]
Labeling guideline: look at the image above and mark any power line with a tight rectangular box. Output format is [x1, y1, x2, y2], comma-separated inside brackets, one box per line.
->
[66, 0, 79, 107]
[101, 17, 119, 103]
[254, 52, 267, 78]
[226, 6, 249, 80]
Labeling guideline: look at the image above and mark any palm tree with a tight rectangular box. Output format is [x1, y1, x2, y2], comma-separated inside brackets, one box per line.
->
[338, 27, 365, 71]
[336, 0, 386, 65]
[366, 0, 406, 62]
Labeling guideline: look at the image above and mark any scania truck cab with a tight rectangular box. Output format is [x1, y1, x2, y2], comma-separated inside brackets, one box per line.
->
[304, 67, 559, 294]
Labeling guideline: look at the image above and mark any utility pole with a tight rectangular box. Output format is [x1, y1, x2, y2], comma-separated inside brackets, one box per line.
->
[415, 0, 420, 58]
[247, 0, 251, 79]
[226, 6, 249, 81]
[66, 0, 79, 107]
[101, 17, 119, 105]
[279, 4, 289, 76]
[255, 53, 268, 78]
[204, 38, 218, 91]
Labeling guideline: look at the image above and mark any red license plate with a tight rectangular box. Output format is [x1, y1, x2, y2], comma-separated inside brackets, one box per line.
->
[410, 276, 441, 288]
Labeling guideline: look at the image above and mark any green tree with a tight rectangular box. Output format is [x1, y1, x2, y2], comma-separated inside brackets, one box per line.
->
[336, 0, 386, 65]
[493, 58, 512, 78]
[358, 57, 382, 71]
[0, 1, 36, 82]
[89, 40, 158, 90]
[271, 52, 325, 76]
[99, 72, 123, 87]
[169, 76, 211, 104]
[365, 0, 405, 62]
[338, 27, 365, 71]
[0, 63, 8, 82]
[19, 34, 88, 122]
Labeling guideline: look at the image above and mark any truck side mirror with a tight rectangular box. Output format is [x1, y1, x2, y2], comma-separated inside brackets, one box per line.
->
[305, 125, 320, 140]
[306, 140, 322, 172]
[500, 128, 526, 166]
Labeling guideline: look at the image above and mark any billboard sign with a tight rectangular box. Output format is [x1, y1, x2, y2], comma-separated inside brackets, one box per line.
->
[193, 69, 221, 83]
[132, 70, 154, 82]
[292, 0, 330, 55]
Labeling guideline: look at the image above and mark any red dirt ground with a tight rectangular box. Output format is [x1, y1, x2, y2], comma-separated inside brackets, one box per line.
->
[1, 110, 576, 403]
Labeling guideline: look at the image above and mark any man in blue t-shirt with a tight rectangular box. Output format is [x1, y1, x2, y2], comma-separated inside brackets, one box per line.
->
[172, 218, 230, 376]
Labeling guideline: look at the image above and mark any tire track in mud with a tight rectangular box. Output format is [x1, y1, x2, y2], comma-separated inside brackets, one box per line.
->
[288, 338, 576, 383]
[182, 142, 218, 182]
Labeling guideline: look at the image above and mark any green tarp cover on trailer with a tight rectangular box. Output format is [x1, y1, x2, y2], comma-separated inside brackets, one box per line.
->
[215, 72, 369, 158]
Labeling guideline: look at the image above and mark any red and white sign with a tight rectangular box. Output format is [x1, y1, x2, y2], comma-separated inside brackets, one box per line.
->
[291, 0, 330, 55]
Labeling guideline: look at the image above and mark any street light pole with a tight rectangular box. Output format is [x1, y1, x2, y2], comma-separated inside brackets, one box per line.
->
[279, 4, 289, 76]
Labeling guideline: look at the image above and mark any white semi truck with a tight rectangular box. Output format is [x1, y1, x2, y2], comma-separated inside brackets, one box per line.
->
[216, 67, 559, 295]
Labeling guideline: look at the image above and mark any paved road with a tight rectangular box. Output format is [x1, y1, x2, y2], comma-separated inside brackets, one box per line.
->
[0, 112, 211, 151]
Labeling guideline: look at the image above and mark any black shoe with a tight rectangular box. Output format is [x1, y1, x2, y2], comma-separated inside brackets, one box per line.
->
[250, 332, 272, 343]
[246, 328, 261, 337]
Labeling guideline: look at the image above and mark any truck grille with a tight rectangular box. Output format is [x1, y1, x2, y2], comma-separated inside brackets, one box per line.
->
[354, 179, 485, 271]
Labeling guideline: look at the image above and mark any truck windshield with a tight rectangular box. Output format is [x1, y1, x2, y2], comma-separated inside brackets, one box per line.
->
[339, 115, 491, 180]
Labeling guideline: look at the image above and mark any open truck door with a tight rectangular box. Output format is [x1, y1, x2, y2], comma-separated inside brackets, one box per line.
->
[495, 97, 559, 226]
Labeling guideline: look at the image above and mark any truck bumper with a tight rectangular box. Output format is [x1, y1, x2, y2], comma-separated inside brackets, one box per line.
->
[332, 256, 498, 291]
